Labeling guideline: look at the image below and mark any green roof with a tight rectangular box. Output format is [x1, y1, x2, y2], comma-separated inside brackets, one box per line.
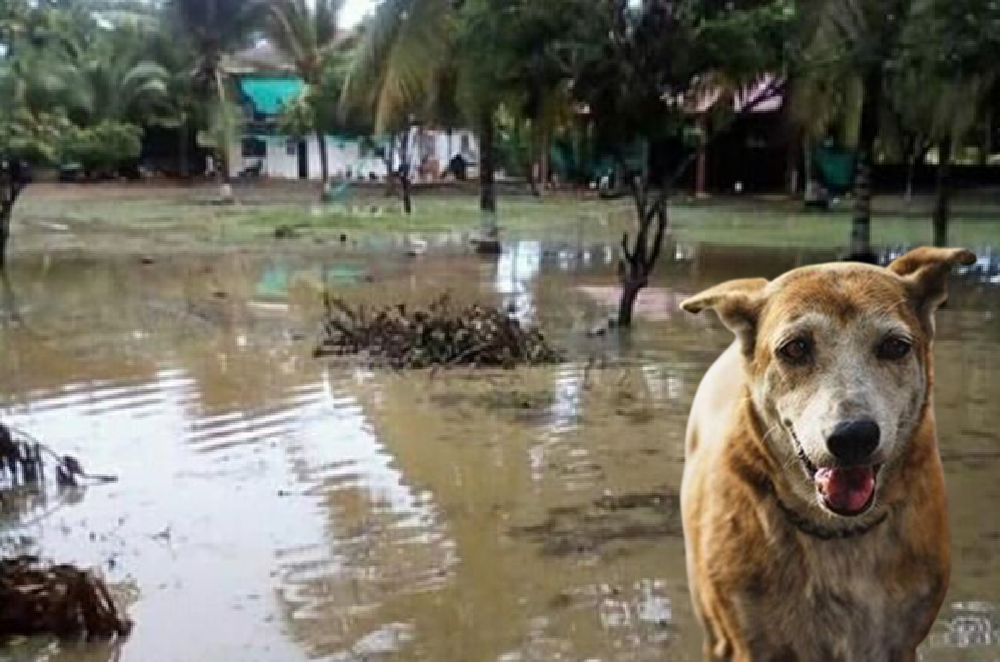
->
[238, 77, 305, 115]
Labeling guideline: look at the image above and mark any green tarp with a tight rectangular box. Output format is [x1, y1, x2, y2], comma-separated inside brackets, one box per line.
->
[238, 77, 305, 116]
[813, 145, 855, 194]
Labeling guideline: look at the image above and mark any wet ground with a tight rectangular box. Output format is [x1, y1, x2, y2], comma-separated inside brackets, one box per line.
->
[0, 239, 998, 661]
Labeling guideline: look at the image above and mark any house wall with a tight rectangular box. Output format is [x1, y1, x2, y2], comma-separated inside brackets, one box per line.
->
[229, 129, 478, 181]
[229, 135, 386, 180]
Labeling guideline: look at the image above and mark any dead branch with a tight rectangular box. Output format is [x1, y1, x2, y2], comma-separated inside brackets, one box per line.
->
[0, 556, 132, 640]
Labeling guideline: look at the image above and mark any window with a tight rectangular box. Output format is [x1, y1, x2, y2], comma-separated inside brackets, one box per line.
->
[286, 140, 298, 156]
[241, 138, 266, 158]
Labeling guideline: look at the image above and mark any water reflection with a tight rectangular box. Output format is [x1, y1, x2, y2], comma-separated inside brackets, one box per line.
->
[0, 240, 996, 662]
[495, 240, 541, 323]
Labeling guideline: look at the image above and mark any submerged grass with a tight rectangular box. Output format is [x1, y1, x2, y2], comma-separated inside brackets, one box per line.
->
[13, 184, 1000, 251]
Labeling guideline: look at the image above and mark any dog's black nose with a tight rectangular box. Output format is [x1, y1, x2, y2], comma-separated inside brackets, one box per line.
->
[826, 419, 880, 464]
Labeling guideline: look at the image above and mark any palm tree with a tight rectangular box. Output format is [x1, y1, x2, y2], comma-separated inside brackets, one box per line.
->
[72, 24, 173, 127]
[794, 0, 914, 259]
[344, 0, 504, 236]
[166, 0, 263, 198]
[266, 0, 343, 186]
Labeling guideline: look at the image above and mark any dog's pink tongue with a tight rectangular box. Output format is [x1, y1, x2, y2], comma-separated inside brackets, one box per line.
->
[815, 466, 875, 516]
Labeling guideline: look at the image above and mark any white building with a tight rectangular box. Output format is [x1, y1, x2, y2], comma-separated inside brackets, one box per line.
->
[228, 75, 478, 182]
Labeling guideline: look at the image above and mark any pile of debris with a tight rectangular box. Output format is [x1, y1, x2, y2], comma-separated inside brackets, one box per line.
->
[315, 295, 563, 369]
[0, 556, 132, 640]
[1, 423, 130, 641]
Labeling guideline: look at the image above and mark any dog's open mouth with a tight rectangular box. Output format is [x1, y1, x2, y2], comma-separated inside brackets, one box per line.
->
[788, 424, 880, 517]
[814, 465, 879, 517]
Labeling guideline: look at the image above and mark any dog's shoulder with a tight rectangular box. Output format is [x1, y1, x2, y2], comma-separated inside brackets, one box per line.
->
[685, 342, 744, 457]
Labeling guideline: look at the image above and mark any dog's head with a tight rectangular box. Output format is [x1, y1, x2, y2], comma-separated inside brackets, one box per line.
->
[681, 247, 975, 519]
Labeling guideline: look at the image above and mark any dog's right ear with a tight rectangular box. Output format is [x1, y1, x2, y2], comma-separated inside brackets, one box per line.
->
[681, 278, 769, 351]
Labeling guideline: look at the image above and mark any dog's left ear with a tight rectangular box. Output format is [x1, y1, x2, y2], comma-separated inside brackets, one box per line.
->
[888, 247, 976, 332]
[681, 278, 769, 352]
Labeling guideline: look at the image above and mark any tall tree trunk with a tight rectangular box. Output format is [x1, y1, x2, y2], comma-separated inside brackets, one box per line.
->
[383, 131, 398, 198]
[1, 161, 28, 269]
[695, 116, 708, 197]
[316, 130, 330, 184]
[399, 132, 413, 214]
[475, 111, 501, 255]
[802, 137, 814, 196]
[213, 69, 234, 203]
[479, 114, 497, 215]
[979, 112, 992, 165]
[618, 280, 643, 327]
[618, 155, 669, 327]
[933, 137, 953, 248]
[539, 125, 551, 191]
[849, 69, 881, 262]
[216, 148, 232, 200]
[180, 121, 190, 178]
[401, 175, 413, 214]
[904, 136, 920, 205]
[786, 132, 800, 197]
[0, 204, 11, 270]
[526, 120, 540, 196]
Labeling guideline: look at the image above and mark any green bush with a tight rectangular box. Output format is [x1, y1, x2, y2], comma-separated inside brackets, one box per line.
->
[61, 121, 143, 174]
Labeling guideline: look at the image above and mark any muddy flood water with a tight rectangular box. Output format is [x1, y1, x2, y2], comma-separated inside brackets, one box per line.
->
[1, 240, 998, 661]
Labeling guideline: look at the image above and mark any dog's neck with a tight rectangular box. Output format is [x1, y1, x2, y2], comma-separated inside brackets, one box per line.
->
[773, 491, 889, 540]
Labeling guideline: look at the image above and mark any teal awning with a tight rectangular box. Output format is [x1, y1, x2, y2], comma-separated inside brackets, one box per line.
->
[238, 77, 305, 115]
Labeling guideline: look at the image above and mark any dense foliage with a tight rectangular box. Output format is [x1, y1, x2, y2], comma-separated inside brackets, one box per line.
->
[1, 0, 998, 233]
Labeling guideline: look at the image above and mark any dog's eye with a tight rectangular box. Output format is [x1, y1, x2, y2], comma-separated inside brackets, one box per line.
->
[778, 338, 812, 365]
[877, 337, 912, 361]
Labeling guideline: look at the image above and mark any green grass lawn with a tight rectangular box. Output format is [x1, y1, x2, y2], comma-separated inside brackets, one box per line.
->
[669, 205, 1000, 248]
[236, 195, 999, 249]
[14, 184, 1000, 251]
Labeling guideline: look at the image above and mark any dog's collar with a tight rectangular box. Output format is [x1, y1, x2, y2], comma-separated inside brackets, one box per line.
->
[774, 494, 889, 540]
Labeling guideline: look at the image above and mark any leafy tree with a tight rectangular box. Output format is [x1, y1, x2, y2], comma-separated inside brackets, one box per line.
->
[167, 0, 264, 198]
[62, 121, 143, 175]
[791, 0, 915, 258]
[480, 0, 580, 195]
[455, 0, 512, 231]
[69, 23, 173, 128]
[0, 1, 150, 264]
[344, 0, 507, 240]
[1, 111, 72, 267]
[266, 0, 344, 186]
[900, 0, 1000, 245]
[571, 0, 791, 325]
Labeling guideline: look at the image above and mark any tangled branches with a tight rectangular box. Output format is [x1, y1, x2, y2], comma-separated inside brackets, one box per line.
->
[1, 423, 129, 641]
[1, 424, 115, 489]
[315, 295, 563, 369]
[0, 556, 132, 640]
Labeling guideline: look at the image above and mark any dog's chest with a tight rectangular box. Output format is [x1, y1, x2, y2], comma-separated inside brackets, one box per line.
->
[742, 529, 924, 661]
[798, 545, 893, 660]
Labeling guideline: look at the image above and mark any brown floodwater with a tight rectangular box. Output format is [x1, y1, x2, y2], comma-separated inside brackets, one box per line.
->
[0, 240, 998, 662]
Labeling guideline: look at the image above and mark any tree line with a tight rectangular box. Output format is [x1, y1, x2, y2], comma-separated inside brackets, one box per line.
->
[2, 0, 998, 265]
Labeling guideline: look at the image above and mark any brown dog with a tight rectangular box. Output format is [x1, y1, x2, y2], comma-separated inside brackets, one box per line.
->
[679, 247, 975, 662]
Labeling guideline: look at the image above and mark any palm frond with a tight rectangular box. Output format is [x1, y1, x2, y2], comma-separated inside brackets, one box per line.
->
[344, 0, 453, 131]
